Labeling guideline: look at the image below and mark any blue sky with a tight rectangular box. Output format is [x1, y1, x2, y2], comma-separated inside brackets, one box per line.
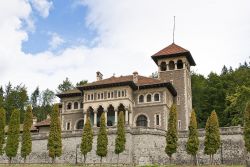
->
[0, 0, 249, 95]
[22, 0, 97, 54]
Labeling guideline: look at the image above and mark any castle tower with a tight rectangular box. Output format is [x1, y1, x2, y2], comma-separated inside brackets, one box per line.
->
[151, 43, 196, 130]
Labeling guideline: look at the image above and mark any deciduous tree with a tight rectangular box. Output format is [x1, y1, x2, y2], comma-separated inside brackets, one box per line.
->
[244, 101, 250, 166]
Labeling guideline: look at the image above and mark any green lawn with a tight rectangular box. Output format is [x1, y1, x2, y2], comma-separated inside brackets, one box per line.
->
[0, 165, 244, 167]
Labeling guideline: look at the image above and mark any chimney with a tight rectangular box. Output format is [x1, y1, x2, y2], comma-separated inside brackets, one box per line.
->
[133, 71, 138, 83]
[96, 71, 103, 81]
[32, 117, 37, 125]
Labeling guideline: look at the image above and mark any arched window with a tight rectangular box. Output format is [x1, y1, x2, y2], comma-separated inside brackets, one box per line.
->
[74, 102, 78, 109]
[169, 61, 175, 70]
[76, 120, 84, 129]
[67, 102, 72, 110]
[154, 93, 160, 102]
[177, 60, 183, 69]
[146, 94, 152, 102]
[139, 95, 144, 103]
[160, 62, 167, 71]
[136, 115, 148, 127]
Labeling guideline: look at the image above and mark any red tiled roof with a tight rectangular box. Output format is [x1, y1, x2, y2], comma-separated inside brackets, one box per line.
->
[152, 43, 189, 57]
[151, 43, 196, 66]
[34, 119, 50, 127]
[83, 75, 162, 87]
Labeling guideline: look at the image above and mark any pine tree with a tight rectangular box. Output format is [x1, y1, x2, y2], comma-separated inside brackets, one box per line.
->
[244, 101, 250, 165]
[96, 113, 108, 164]
[48, 104, 62, 163]
[0, 108, 6, 155]
[80, 117, 93, 164]
[5, 109, 20, 163]
[204, 110, 220, 164]
[165, 104, 178, 163]
[21, 105, 33, 163]
[186, 110, 199, 165]
[115, 111, 126, 164]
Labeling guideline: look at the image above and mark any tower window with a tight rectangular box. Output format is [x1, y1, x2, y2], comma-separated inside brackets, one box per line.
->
[156, 114, 160, 126]
[66, 122, 71, 130]
[74, 102, 78, 109]
[139, 95, 144, 103]
[160, 62, 167, 71]
[136, 115, 148, 127]
[178, 120, 181, 129]
[67, 102, 72, 110]
[146, 94, 152, 102]
[154, 93, 160, 102]
[177, 96, 180, 105]
[169, 61, 175, 70]
[177, 60, 183, 69]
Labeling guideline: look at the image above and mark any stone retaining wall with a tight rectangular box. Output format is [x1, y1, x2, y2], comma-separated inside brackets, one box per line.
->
[0, 126, 245, 165]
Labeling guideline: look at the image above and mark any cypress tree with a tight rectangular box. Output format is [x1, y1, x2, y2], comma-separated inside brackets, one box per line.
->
[186, 110, 199, 165]
[80, 117, 93, 164]
[0, 108, 6, 155]
[5, 109, 20, 163]
[115, 111, 126, 164]
[165, 104, 178, 164]
[244, 101, 250, 165]
[48, 104, 62, 163]
[21, 106, 33, 163]
[96, 113, 108, 164]
[204, 110, 220, 164]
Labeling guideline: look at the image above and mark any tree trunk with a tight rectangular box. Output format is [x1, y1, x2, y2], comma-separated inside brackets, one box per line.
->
[212, 154, 214, 165]
[24, 157, 26, 164]
[8, 157, 11, 164]
[117, 154, 119, 166]
[209, 155, 211, 165]
[100, 156, 102, 166]
[169, 156, 172, 164]
[83, 154, 86, 165]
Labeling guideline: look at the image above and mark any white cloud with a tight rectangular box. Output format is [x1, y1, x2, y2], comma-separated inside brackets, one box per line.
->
[0, 0, 250, 97]
[48, 33, 65, 50]
[30, 0, 52, 18]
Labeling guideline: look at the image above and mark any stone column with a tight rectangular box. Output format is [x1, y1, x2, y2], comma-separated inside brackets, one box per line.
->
[125, 110, 129, 124]
[84, 111, 87, 124]
[114, 110, 118, 126]
[104, 111, 107, 124]
[175, 63, 177, 69]
[94, 111, 97, 127]
[129, 111, 132, 126]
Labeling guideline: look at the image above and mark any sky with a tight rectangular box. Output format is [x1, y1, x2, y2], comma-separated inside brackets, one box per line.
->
[0, 0, 250, 96]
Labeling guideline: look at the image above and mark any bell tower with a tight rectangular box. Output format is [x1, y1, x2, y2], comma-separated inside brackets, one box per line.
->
[151, 43, 196, 130]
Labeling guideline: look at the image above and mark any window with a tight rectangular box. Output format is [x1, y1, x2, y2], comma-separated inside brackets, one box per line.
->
[111, 92, 114, 98]
[87, 95, 90, 101]
[74, 102, 78, 109]
[136, 115, 148, 127]
[160, 62, 167, 71]
[91, 94, 94, 100]
[101, 93, 104, 99]
[139, 95, 144, 103]
[156, 114, 160, 126]
[122, 91, 125, 97]
[177, 60, 183, 69]
[76, 120, 84, 129]
[146, 94, 152, 102]
[118, 91, 121, 97]
[177, 96, 180, 105]
[67, 103, 72, 110]
[97, 93, 100, 99]
[108, 92, 110, 98]
[66, 122, 71, 130]
[169, 61, 175, 70]
[178, 120, 181, 129]
[80, 102, 83, 109]
[154, 93, 160, 102]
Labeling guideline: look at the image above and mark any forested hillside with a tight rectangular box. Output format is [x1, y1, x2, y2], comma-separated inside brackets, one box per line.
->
[192, 62, 250, 128]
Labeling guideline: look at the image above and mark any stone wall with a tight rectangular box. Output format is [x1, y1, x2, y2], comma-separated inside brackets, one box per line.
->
[0, 126, 245, 165]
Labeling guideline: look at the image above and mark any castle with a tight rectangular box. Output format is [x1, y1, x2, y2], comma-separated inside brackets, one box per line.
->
[56, 42, 195, 132]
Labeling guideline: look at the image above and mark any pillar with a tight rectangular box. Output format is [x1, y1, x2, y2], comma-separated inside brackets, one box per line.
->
[84, 112, 87, 124]
[129, 111, 132, 126]
[114, 110, 118, 126]
[125, 110, 129, 124]
[175, 62, 177, 69]
[94, 111, 97, 127]
[104, 111, 107, 124]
